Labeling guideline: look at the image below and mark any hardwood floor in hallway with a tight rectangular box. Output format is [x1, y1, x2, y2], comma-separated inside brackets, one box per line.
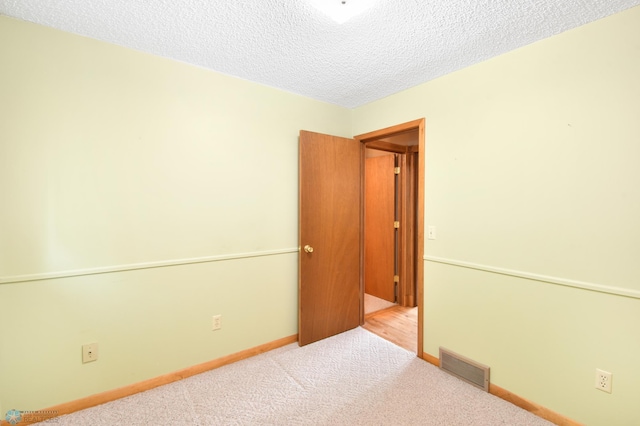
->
[363, 305, 418, 353]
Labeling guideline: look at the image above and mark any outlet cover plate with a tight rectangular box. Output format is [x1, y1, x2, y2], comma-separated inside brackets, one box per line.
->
[212, 315, 222, 331]
[595, 368, 612, 393]
[82, 343, 99, 363]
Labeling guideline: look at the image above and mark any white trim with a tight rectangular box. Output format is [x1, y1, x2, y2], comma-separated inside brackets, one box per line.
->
[424, 255, 640, 300]
[0, 248, 299, 285]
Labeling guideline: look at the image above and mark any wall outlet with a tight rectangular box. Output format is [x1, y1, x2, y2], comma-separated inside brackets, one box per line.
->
[212, 314, 222, 331]
[595, 368, 612, 393]
[82, 343, 99, 363]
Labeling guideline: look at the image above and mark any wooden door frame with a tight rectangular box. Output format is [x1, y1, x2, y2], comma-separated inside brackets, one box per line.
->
[354, 118, 425, 358]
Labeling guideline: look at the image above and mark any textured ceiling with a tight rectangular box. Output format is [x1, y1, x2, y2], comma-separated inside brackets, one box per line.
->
[1, 1, 639, 108]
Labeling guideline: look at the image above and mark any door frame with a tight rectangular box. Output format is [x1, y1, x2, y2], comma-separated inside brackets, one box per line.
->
[354, 118, 425, 358]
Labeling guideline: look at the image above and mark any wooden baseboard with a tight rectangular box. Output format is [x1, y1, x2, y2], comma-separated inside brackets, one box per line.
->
[1, 334, 298, 426]
[364, 304, 399, 319]
[420, 352, 583, 426]
[421, 351, 440, 367]
[488, 383, 583, 426]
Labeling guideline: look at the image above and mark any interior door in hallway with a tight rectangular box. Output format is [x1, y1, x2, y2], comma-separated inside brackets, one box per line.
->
[298, 130, 361, 346]
[364, 153, 396, 302]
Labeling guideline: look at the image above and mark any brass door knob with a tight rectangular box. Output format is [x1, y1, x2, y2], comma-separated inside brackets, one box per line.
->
[303, 245, 314, 253]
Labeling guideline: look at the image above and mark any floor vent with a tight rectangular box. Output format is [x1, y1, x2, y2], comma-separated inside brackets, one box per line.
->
[439, 347, 490, 392]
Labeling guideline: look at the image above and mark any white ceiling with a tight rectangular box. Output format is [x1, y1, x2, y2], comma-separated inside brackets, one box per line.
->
[2, 1, 639, 108]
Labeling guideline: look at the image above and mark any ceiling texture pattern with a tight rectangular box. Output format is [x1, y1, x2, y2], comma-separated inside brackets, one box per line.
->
[1, 0, 639, 108]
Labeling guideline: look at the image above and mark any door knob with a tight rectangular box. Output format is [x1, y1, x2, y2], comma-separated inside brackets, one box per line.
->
[303, 245, 314, 253]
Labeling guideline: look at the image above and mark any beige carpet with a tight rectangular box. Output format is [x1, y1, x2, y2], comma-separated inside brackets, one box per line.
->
[39, 328, 554, 425]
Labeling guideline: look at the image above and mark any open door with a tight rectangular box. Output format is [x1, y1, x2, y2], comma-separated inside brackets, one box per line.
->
[364, 153, 396, 302]
[298, 130, 361, 346]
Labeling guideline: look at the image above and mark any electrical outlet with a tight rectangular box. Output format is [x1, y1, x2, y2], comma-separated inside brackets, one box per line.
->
[82, 343, 99, 363]
[595, 369, 612, 393]
[212, 315, 222, 331]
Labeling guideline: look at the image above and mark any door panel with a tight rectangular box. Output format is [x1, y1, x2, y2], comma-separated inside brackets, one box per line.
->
[364, 154, 395, 302]
[298, 130, 361, 346]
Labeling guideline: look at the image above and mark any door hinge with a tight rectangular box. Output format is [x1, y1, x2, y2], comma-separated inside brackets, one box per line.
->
[393, 275, 400, 283]
[393, 221, 400, 229]
[394, 167, 401, 175]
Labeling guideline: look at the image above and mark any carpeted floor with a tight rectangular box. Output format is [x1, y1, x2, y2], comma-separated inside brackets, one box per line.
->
[40, 328, 553, 425]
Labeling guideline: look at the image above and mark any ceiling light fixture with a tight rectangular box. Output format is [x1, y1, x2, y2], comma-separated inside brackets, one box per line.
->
[308, 0, 376, 24]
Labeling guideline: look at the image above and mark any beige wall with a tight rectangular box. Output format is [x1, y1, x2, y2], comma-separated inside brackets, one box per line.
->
[0, 16, 350, 413]
[353, 6, 640, 426]
[2, 6, 640, 425]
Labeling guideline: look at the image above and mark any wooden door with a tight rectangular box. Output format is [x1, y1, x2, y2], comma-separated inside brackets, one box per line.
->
[364, 154, 396, 302]
[298, 130, 361, 346]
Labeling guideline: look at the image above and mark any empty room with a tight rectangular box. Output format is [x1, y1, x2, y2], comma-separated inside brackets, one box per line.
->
[1, 1, 639, 425]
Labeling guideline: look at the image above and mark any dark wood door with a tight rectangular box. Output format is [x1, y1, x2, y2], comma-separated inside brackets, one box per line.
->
[364, 154, 396, 302]
[298, 130, 361, 346]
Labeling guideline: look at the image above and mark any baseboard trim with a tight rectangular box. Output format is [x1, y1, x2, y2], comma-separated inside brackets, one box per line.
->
[420, 352, 583, 426]
[2, 334, 298, 426]
[364, 304, 400, 319]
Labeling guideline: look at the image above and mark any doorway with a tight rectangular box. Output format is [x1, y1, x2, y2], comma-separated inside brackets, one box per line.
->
[355, 120, 424, 356]
[298, 119, 424, 356]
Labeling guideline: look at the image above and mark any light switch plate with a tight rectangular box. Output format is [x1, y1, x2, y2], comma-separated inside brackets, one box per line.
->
[428, 226, 437, 240]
